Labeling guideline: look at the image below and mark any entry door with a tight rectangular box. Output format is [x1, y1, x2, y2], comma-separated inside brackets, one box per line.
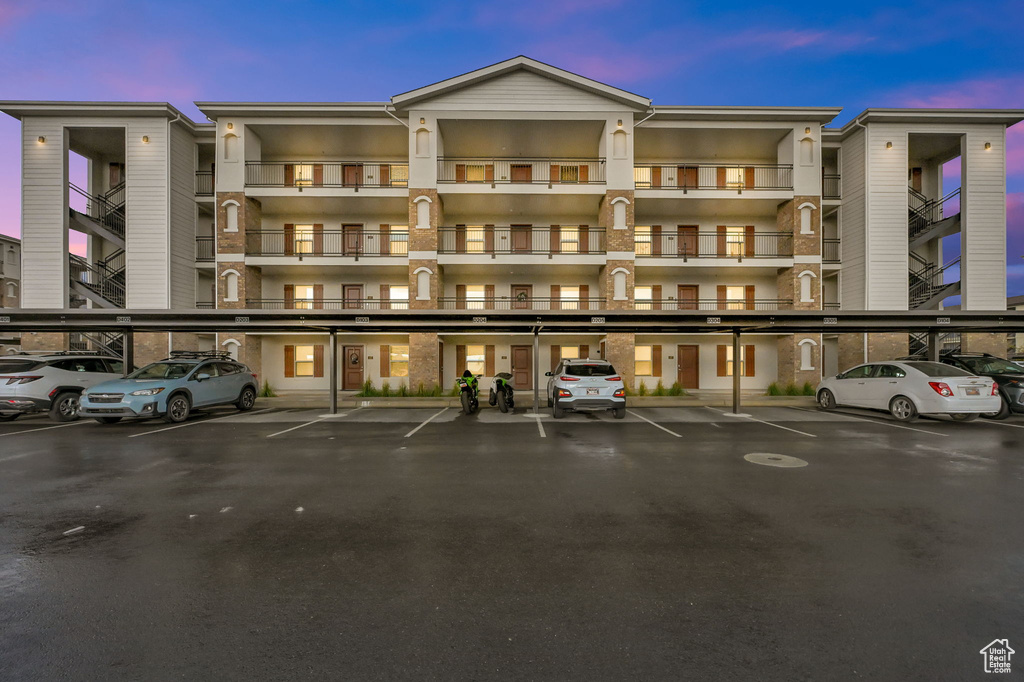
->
[343, 164, 363, 187]
[677, 285, 699, 310]
[511, 345, 532, 390]
[511, 164, 532, 183]
[511, 284, 532, 309]
[342, 225, 362, 255]
[511, 225, 531, 252]
[678, 226, 698, 257]
[343, 284, 364, 309]
[342, 346, 364, 390]
[677, 345, 700, 389]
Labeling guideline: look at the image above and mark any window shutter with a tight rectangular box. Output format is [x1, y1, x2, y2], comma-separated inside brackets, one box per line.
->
[580, 344, 590, 360]
[455, 164, 466, 183]
[313, 345, 324, 378]
[717, 345, 727, 377]
[579, 225, 590, 254]
[284, 224, 295, 256]
[485, 164, 495, 183]
[651, 166, 662, 188]
[717, 285, 727, 309]
[313, 284, 324, 310]
[313, 164, 324, 187]
[313, 224, 324, 255]
[284, 164, 294, 187]
[284, 345, 295, 378]
[579, 284, 589, 310]
[652, 285, 662, 311]
[745, 285, 755, 311]
[456, 284, 466, 309]
[380, 224, 390, 256]
[744, 166, 755, 189]
[578, 164, 588, 183]
[600, 341, 605, 359]
[550, 284, 560, 311]
[484, 284, 495, 310]
[716, 167, 727, 188]
[716, 226, 726, 256]
[484, 225, 494, 253]
[549, 225, 561, 254]
[550, 345, 560, 372]
[744, 225, 755, 258]
[651, 225, 662, 256]
[283, 284, 295, 309]
[485, 345, 495, 376]
[380, 345, 390, 378]
[653, 345, 662, 378]
[550, 164, 560, 184]
[456, 345, 466, 373]
[380, 284, 390, 311]
[745, 345, 756, 377]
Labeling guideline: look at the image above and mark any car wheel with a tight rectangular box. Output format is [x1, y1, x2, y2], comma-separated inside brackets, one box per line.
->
[49, 391, 80, 422]
[236, 386, 256, 412]
[0, 413, 19, 422]
[950, 413, 979, 422]
[96, 417, 122, 424]
[488, 389, 497, 406]
[889, 395, 918, 422]
[552, 398, 565, 419]
[817, 389, 836, 411]
[497, 390, 509, 413]
[612, 407, 626, 419]
[163, 394, 191, 423]
[547, 394, 553, 408]
[981, 397, 1011, 420]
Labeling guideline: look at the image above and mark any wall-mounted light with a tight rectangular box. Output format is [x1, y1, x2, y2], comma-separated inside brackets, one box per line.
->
[226, 122, 234, 130]
[985, 142, 992, 151]
[805, 127, 811, 134]
[886, 141, 893, 149]
[617, 119, 623, 128]
[142, 135, 150, 144]
[419, 117, 425, 125]
[37, 136, 45, 144]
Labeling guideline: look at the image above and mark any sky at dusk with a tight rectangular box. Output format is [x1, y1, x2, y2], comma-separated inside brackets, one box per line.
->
[0, 0, 1022, 291]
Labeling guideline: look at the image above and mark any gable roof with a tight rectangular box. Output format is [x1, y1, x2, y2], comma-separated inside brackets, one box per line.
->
[391, 56, 651, 110]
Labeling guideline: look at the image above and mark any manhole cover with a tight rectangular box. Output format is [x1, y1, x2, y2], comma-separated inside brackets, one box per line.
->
[744, 453, 808, 468]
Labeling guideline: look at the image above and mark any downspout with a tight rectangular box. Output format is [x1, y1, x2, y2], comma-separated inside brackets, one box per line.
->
[851, 113, 869, 361]
[633, 106, 657, 127]
[383, 104, 410, 128]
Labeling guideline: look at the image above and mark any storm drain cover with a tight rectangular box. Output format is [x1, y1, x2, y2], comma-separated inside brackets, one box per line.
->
[744, 453, 808, 468]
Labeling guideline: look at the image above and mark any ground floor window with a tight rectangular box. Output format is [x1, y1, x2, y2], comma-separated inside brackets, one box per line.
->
[285, 344, 323, 378]
[390, 345, 409, 377]
[635, 345, 652, 376]
[466, 344, 486, 376]
[718, 344, 756, 377]
[295, 345, 315, 377]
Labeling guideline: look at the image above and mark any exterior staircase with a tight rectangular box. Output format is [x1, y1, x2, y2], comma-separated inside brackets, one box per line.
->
[69, 182, 126, 249]
[69, 330, 125, 357]
[69, 254, 125, 308]
[907, 185, 962, 310]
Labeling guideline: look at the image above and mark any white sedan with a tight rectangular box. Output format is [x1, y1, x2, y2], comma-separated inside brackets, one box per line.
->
[816, 360, 1000, 422]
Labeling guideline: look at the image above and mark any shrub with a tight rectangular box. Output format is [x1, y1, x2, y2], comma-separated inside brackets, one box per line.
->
[652, 380, 667, 396]
[257, 379, 277, 398]
[356, 380, 379, 397]
[396, 384, 408, 397]
[766, 382, 783, 396]
[668, 381, 686, 396]
[801, 381, 816, 396]
[637, 382, 649, 396]
[449, 382, 461, 397]
[784, 382, 801, 396]
[380, 381, 393, 397]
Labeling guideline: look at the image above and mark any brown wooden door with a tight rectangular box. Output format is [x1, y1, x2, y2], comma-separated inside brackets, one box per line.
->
[678, 226, 698, 257]
[511, 345, 532, 390]
[511, 225, 531, 252]
[343, 225, 362, 255]
[677, 285, 699, 310]
[343, 284, 363, 309]
[677, 345, 699, 389]
[343, 164, 363, 187]
[511, 164, 532, 183]
[342, 345, 363, 390]
[511, 284, 532, 309]
[910, 167, 923, 193]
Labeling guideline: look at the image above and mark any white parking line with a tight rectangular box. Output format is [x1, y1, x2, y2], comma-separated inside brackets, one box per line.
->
[627, 410, 682, 438]
[975, 419, 1024, 430]
[404, 408, 448, 438]
[0, 420, 90, 438]
[706, 406, 816, 437]
[128, 408, 273, 438]
[266, 409, 355, 439]
[787, 407, 947, 437]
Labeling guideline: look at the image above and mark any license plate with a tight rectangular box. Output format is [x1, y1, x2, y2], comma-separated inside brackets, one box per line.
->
[587, 388, 599, 395]
[965, 388, 980, 396]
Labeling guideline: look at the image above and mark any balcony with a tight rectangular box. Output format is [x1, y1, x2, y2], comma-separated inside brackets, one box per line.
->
[195, 171, 214, 196]
[438, 226, 605, 255]
[823, 302, 840, 311]
[196, 236, 215, 262]
[195, 301, 214, 309]
[823, 238, 841, 264]
[437, 158, 605, 185]
[823, 174, 841, 200]
[245, 229, 408, 258]
[247, 298, 408, 310]
[635, 230, 793, 259]
[244, 162, 409, 189]
[633, 163, 793, 191]
[438, 297, 606, 311]
[634, 299, 792, 311]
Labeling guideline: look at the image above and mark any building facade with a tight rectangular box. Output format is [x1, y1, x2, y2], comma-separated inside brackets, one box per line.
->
[0, 234, 21, 353]
[2, 57, 1021, 391]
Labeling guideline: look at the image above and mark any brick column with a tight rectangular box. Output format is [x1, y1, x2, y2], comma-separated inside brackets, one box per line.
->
[599, 190, 634, 310]
[215, 192, 262, 374]
[20, 332, 68, 352]
[838, 332, 909, 372]
[408, 189, 443, 310]
[409, 331, 440, 391]
[961, 332, 1007, 356]
[605, 332, 635, 390]
[134, 332, 170, 368]
[776, 196, 823, 385]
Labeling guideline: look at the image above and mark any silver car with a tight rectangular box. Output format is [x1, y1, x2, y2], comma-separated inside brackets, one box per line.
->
[545, 358, 626, 419]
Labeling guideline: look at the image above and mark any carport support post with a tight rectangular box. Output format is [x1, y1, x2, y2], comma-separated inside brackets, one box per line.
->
[533, 326, 540, 415]
[123, 328, 133, 377]
[732, 330, 741, 414]
[927, 331, 941, 362]
[329, 328, 338, 415]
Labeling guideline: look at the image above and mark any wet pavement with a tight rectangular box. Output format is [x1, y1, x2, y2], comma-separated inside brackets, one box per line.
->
[1, 405, 1023, 680]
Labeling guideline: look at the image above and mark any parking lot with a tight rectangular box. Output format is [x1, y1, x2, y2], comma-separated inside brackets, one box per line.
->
[2, 404, 1024, 679]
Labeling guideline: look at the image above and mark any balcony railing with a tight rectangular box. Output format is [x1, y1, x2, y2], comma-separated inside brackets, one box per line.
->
[823, 302, 840, 311]
[633, 163, 793, 191]
[437, 158, 606, 185]
[823, 174, 841, 199]
[196, 236, 215, 262]
[635, 231, 793, 259]
[195, 302, 215, 309]
[247, 298, 409, 310]
[195, 170, 214, 196]
[438, 226, 606, 255]
[439, 297, 606, 311]
[244, 162, 409, 188]
[823, 238, 841, 264]
[245, 230, 409, 257]
[634, 299, 792, 311]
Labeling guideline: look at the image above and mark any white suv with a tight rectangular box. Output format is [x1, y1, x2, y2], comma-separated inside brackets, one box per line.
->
[0, 353, 125, 422]
[545, 358, 626, 419]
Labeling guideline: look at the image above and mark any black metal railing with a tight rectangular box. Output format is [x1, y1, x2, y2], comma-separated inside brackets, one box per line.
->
[823, 302, 840, 311]
[908, 187, 961, 240]
[634, 299, 792, 311]
[196, 236, 215, 261]
[69, 183, 126, 239]
[438, 297, 607, 311]
[245, 230, 409, 257]
[195, 171, 214, 196]
[437, 158, 606, 185]
[634, 231, 793, 259]
[823, 174, 841, 199]
[633, 163, 793, 190]
[244, 162, 409, 188]
[247, 298, 409, 310]
[909, 256, 961, 308]
[69, 255, 125, 307]
[438, 227, 606, 255]
[823, 238, 841, 263]
[195, 302, 215, 309]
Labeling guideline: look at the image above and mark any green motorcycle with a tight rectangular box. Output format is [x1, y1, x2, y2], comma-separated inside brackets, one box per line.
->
[488, 372, 515, 413]
[456, 370, 480, 415]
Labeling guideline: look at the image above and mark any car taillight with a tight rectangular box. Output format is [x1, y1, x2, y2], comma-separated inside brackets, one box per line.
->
[560, 376, 580, 381]
[992, 382, 1000, 396]
[557, 388, 573, 397]
[6, 376, 42, 385]
[605, 376, 621, 381]
[613, 388, 625, 397]
[928, 381, 953, 397]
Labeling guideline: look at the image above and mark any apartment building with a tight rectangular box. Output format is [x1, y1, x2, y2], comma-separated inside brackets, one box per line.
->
[2, 57, 1021, 392]
[0, 234, 21, 352]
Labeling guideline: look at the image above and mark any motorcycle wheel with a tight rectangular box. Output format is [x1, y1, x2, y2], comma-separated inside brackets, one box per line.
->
[461, 391, 473, 415]
[497, 390, 509, 413]
[488, 388, 497, 406]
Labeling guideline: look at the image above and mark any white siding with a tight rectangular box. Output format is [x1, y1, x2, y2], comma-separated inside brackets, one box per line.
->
[125, 120, 170, 308]
[839, 128, 866, 309]
[961, 125, 1007, 309]
[865, 124, 909, 310]
[420, 71, 628, 111]
[21, 119, 68, 308]
[169, 124, 196, 309]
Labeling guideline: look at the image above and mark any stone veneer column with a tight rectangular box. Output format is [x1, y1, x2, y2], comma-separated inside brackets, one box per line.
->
[961, 332, 1007, 357]
[836, 332, 910, 373]
[409, 331, 440, 391]
[215, 191, 262, 376]
[604, 332, 635, 391]
[408, 189, 443, 310]
[20, 332, 68, 352]
[598, 191, 635, 310]
[776, 196, 823, 386]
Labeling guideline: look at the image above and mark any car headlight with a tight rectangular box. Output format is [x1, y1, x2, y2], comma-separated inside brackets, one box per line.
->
[129, 387, 165, 396]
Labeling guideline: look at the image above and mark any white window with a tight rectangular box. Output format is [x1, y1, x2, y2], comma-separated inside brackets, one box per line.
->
[224, 271, 239, 302]
[389, 225, 409, 255]
[725, 167, 744, 188]
[560, 285, 581, 310]
[635, 286, 653, 310]
[390, 345, 409, 377]
[415, 129, 429, 157]
[634, 226, 652, 256]
[6, 282, 17, 298]
[415, 269, 431, 300]
[725, 286, 746, 310]
[466, 344, 486, 376]
[725, 226, 745, 257]
[415, 198, 430, 229]
[465, 285, 486, 310]
[465, 165, 487, 183]
[6, 248, 16, 265]
[560, 226, 580, 254]
[725, 345, 748, 377]
[798, 270, 817, 303]
[293, 285, 315, 310]
[613, 269, 627, 300]
[293, 164, 313, 187]
[294, 225, 314, 254]
[613, 201, 627, 229]
[560, 346, 580, 361]
[295, 345, 315, 377]
[224, 202, 239, 233]
[799, 339, 817, 371]
[635, 345, 653, 376]
[390, 285, 409, 310]
[465, 227, 485, 253]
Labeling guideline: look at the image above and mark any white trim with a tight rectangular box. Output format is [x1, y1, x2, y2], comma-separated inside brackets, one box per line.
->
[606, 251, 636, 260]
[798, 338, 818, 347]
[412, 195, 432, 204]
[221, 338, 241, 347]
[412, 266, 434, 275]
[793, 255, 822, 264]
[797, 269, 818, 279]
[220, 268, 241, 278]
[610, 267, 630, 276]
[610, 196, 630, 205]
[220, 199, 240, 208]
[216, 253, 245, 261]
[797, 201, 817, 210]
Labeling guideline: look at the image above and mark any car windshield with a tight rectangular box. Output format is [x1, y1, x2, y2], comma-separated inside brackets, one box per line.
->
[0, 359, 45, 373]
[903, 361, 973, 377]
[564, 363, 617, 377]
[127, 362, 196, 380]
[955, 357, 1024, 375]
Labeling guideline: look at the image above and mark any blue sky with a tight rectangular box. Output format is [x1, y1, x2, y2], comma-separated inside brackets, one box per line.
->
[1, 0, 1022, 289]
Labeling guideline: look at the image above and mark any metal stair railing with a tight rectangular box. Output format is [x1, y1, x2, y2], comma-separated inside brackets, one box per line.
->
[69, 183, 126, 239]
[908, 187, 961, 241]
[909, 256, 960, 308]
[69, 254, 126, 307]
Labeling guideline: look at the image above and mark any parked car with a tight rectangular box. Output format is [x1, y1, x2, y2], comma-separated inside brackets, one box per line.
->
[79, 351, 258, 424]
[816, 360, 999, 422]
[0, 352, 125, 422]
[545, 358, 626, 419]
[935, 352, 1024, 420]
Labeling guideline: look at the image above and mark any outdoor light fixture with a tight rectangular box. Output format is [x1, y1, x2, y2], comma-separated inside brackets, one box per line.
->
[886, 141, 893, 149]
[617, 119, 623, 128]
[985, 142, 992, 150]
[419, 117, 425, 124]
[226, 122, 234, 130]
[142, 136, 149, 143]
[805, 127, 811, 134]
[37, 136, 44, 143]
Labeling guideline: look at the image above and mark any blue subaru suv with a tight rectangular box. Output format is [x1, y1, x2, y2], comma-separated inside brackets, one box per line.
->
[80, 351, 258, 424]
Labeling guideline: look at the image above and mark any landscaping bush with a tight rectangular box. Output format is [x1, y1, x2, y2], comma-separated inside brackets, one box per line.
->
[380, 381, 393, 397]
[257, 379, 277, 398]
[637, 382, 649, 396]
[652, 380, 667, 396]
[396, 384, 408, 397]
[668, 381, 687, 396]
[801, 381, 816, 396]
[766, 382, 783, 396]
[356, 380, 379, 397]
[783, 382, 801, 396]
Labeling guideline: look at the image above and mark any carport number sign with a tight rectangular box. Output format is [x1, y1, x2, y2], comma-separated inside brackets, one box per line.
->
[355, 317, 369, 324]
[234, 316, 249, 323]
[0, 316, 8, 323]
[591, 316, 606, 324]
[473, 316, 487, 324]
[823, 317, 838, 325]
[937, 317, 951, 325]
[707, 317, 722, 324]
[116, 316, 131, 323]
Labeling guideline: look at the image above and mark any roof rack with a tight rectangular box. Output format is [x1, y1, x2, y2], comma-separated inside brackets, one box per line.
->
[13, 350, 106, 356]
[165, 350, 234, 360]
